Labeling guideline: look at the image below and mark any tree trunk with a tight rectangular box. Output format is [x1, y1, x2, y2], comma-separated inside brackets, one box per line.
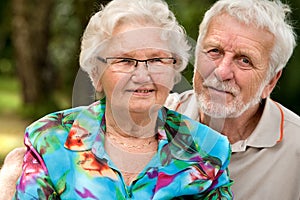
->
[11, 0, 56, 117]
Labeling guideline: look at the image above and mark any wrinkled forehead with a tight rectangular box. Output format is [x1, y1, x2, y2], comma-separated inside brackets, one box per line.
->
[94, 27, 179, 57]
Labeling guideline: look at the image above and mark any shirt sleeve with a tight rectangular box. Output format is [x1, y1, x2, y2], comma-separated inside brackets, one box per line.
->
[191, 119, 234, 199]
[181, 143, 233, 200]
[14, 132, 59, 199]
[204, 142, 233, 199]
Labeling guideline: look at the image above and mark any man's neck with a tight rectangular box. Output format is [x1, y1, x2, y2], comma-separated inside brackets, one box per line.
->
[200, 102, 265, 144]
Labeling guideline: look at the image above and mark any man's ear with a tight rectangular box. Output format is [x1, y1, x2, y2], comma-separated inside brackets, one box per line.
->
[261, 70, 282, 99]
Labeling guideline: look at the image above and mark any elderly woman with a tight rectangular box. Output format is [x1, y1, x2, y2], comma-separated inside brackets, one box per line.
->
[14, 0, 232, 199]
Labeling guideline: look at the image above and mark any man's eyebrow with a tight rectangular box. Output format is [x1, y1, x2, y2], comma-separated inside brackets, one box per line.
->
[202, 40, 222, 49]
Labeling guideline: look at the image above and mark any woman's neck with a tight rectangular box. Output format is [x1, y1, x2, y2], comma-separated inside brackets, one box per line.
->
[105, 104, 158, 138]
[104, 106, 159, 186]
[104, 133, 157, 185]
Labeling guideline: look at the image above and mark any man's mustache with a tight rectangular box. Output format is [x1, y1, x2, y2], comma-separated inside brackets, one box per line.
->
[202, 77, 240, 97]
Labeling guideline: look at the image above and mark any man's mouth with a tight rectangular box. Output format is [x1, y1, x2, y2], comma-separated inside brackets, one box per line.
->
[207, 86, 234, 96]
[202, 78, 239, 97]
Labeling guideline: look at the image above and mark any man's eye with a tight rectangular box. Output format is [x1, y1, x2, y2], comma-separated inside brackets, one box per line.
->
[236, 57, 253, 70]
[206, 49, 222, 59]
[208, 48, 220, 55]
[241, 57, 250, 64]
[209, 48, 219, 53]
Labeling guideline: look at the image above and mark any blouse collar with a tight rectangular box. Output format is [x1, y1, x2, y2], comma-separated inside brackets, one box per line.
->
[64, 98, 168, 152]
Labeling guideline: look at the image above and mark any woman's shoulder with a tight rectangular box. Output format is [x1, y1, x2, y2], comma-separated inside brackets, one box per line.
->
[164, 107, 231, 164]
[26, 100, 104, 146]
[27, 106, 84, 129]
[26, 100, 103, 133]
[164, 107, 228, 140]
[25, 106, 85, 145]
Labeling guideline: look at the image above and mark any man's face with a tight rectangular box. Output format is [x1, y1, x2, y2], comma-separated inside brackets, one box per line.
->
[194, 14, 275, 118]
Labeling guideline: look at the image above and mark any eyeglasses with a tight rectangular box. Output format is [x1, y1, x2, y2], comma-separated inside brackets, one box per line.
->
[97, 56, 177, 73]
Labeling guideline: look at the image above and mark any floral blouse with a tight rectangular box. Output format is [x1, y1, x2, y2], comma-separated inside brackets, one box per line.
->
[14, 99, 233, 199]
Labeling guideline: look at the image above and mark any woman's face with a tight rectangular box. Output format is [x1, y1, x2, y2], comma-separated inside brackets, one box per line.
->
[99, 24, 177, 115]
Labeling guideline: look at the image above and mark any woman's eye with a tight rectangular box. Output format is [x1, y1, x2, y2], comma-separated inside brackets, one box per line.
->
[149, 58, 163, 63]
[115, 59, 135, 65]
[119, 59, 132, 63]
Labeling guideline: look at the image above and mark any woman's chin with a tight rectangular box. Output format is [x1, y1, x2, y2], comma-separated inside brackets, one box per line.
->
[129, 103, 161, 114]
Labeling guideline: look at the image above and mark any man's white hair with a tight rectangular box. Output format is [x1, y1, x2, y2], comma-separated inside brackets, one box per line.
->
[196, 0, 296, 80]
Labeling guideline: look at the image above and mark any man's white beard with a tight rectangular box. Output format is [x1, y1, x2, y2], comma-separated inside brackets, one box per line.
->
[195, 77, 266, 118]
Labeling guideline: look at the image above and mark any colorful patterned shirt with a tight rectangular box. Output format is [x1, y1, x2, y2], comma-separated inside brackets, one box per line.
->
[14, 99, 233, 199]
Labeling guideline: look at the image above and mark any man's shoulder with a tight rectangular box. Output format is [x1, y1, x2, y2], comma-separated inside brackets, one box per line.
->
[165, 90, 199, 119]
[280, 103, 300, 126]
[271, 100, 300, 131]
[271, 100, 300, 148]
[165, 90, 195, 108]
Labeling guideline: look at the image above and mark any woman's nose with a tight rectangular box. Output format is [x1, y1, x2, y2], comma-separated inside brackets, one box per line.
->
[131, 62, 151, 83]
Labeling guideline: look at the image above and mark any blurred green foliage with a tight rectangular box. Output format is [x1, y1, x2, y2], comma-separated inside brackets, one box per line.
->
[0, 76, 21, 114]
[0, 0, 13, 76]
[0, 0, 299, 116]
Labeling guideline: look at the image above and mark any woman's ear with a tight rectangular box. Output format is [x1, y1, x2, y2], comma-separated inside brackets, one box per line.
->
[94, 77, 106, 100]
[261, 70, 282, 99]
[95, 81, 103, 93]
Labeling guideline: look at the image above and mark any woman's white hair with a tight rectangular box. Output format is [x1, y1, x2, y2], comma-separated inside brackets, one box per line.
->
[79, 0, 190, 87]
[196, 0, 296, 80]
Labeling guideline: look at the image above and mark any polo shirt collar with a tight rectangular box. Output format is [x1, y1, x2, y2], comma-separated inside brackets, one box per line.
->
[232, 98, 284, 152]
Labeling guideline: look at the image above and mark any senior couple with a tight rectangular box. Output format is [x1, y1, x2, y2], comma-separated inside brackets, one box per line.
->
[1, 0, 299, 199]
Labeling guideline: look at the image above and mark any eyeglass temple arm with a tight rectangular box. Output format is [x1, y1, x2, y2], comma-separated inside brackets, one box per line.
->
[96, 56, 107, 63]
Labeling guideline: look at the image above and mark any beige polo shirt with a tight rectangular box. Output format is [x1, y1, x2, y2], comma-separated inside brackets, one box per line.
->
[166, 90, 300, 200]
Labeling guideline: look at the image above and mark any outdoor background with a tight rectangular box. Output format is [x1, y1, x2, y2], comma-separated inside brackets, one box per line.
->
[0, 0, 300, 166]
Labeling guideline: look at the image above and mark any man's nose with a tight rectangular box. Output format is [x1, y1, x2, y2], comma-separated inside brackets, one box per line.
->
[214, 56, 234, 81]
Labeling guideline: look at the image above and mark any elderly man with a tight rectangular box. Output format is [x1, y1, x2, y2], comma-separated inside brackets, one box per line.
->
[166, 0, 300, 199]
